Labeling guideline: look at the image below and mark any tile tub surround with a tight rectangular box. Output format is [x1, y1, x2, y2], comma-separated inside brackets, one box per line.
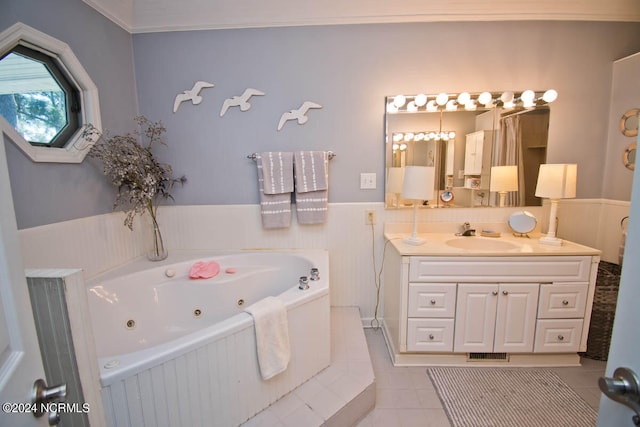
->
[242, 307, 375, 427]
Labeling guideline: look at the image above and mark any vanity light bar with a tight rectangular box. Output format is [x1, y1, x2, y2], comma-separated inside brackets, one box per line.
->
[392, 131, 456, 142]
[387, 90, 558, 113]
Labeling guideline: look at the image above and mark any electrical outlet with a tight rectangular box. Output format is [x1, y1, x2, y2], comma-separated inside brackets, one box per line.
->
[366, 210, 376, 225]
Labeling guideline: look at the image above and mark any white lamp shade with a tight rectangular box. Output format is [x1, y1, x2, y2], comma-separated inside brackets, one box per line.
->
[386, 167, 405, 194]
[401, 166, 435, 201]
[490, 166, 518, 192]
[535, 164, 577, 199]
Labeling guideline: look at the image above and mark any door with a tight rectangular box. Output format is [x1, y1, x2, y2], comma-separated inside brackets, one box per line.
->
[454, 283, 498, 352]
[494, 283, 539, 353]
[0, 137, 47, 426]
[596, 131, 640, 425]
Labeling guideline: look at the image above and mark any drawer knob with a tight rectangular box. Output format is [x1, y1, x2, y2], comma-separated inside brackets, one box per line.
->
[562, 300, 569, 305]
[558, 334, 565, 341]
[430, 299, 436, 305]
[502, 290, 509, 295]
[492, 291, 498, 296]
[429, 334, 434, 340]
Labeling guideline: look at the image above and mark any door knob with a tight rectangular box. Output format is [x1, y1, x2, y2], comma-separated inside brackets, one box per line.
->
[598, 367, 640, 426]
[32, 379, 67, 426]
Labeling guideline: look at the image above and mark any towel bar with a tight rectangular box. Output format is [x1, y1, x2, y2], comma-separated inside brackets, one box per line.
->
[247, 151, 336, 161]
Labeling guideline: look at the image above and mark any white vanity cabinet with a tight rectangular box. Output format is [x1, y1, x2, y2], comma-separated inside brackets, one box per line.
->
[454, 283, 539, 353]
[382, 238, 601, 367]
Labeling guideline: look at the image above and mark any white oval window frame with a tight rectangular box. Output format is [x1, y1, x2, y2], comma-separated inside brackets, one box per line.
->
[0, 23, 101, 163]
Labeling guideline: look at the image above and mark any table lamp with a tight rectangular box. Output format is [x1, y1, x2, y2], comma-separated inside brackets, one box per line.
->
[401, 166, 435, 245]
[490, 166, 518, 207]
[535, 164, 577, 246]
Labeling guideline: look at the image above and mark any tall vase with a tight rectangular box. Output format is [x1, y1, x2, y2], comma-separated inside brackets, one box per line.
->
[145, 207, 168, 261]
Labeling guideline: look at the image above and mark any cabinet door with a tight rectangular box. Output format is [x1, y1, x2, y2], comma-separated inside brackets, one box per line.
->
[494, 283, 539, 353]
[464, 132, 484, 175]
[454, 284, 498, 352]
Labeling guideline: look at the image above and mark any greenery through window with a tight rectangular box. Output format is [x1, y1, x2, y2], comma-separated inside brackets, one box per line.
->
[0, 45, 80, 148]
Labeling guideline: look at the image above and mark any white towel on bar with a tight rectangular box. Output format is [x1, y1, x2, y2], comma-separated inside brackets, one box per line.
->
[294, 151, 329, 224]
[261, 151, 294, 195]
[256, 153, 292, 229]
[244, 296, 291, 380]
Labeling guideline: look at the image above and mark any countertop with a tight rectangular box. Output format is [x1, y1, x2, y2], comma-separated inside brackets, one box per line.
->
[384, 231, 601, 257]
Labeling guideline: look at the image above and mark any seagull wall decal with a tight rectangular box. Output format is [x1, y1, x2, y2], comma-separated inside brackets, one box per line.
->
[173, 81, 215, 113]
[220, 88, 266, 117]
[277, 101, 323, 131]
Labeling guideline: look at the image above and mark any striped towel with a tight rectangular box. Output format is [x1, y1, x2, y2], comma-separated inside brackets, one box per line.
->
[294, 151, 329, 225]
[257, 153, 292, 229]
[261, 152, 294, 195]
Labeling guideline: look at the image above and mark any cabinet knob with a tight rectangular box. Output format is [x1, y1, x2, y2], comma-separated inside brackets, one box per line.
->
[558, 335, 565, 341]
[430, 299, 436, 305]
[492, 291, 498, 296]
[502, 290, 509, 295]
[562, 300, 569, 305]
[429, 334, 434, 340]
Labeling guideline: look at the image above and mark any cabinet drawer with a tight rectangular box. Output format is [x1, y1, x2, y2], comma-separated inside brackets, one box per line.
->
[407, 319, 454, 352]
[409, 256, 592, 283]
[534, 319, 583, 352]
[538, 284, 588, 319]
[408, 283, 457, 318]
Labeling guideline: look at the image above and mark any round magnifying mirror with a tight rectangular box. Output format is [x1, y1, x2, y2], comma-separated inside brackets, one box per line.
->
[440, 191, 454, 205]
[624, 142, 636, 171]
[619, 108, 639, 137]
[508, 210, 537, 235]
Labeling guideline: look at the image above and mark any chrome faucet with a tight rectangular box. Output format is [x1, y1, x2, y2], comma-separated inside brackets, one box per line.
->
[456, 222, 476, 236]
[298, 276, 309, 290]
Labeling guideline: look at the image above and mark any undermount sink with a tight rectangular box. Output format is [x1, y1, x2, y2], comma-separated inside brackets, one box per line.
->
[445, 237, 520, 251]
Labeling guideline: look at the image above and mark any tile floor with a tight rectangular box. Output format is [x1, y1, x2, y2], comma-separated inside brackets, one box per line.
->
[356, 327, 607, 427]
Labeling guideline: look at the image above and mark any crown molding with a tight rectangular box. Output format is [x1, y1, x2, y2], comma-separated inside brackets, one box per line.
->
[85, 0, 640, 34]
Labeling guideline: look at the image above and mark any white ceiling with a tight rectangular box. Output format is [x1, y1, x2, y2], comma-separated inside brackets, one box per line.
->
[83, 0, 640, 34]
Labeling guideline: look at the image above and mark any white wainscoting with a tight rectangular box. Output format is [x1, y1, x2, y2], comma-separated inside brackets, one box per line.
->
[18, 201, 623, 323]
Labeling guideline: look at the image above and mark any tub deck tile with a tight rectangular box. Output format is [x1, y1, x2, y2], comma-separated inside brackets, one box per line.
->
[241, 307, 376, 427]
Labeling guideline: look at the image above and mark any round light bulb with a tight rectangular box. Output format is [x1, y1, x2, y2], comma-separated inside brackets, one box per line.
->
[393, 133, 403, 142]
[543, 89, 558, 103]
[478, 92, 493, 106]
[426, 100, 438, 112]
[414, 93, 427, 107]
[465, 100, 477, 111]
[392, 143, 399, 151]
[500, 91, 514, 103]
[449, 131, 456, 139]
[416, 132, 425, 141]
[446, 100, 457, 111]
[436, 92, 449, 106]
[399, 143, 407, 151]
[520, 90, 535, 103]
[386, 102, 398, 113]
[457, 92, 471, 105]
[407, 101, 418, 112]
[393, 95, 406, 108]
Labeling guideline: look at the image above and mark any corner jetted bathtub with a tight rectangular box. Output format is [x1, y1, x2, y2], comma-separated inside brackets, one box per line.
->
[86, 250, 330, 427]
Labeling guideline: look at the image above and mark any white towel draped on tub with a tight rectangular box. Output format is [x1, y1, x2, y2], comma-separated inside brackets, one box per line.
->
[257, 152, 293, 229]
[294, 151, 329, 224]
[244, 296, 291, 380]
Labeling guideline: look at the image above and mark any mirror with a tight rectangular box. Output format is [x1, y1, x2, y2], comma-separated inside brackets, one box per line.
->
[624, 142, 636, 171]
[620, 108, 639, 137]
[385, 91, 555, 208]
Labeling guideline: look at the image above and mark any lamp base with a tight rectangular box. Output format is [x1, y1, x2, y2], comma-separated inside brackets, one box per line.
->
[403, 236, 426, 246]
[539, 235, 563, 246]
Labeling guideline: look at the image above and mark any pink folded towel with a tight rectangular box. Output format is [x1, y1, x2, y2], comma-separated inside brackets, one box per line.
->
[189, 261, 220, 279]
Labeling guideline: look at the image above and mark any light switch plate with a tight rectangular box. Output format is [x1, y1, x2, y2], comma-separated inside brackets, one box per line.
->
[360, 173, 376, 189]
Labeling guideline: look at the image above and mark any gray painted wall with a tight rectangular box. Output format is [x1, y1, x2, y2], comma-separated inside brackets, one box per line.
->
[1, 0, 137, 229]
[3, 2, 640, 228]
